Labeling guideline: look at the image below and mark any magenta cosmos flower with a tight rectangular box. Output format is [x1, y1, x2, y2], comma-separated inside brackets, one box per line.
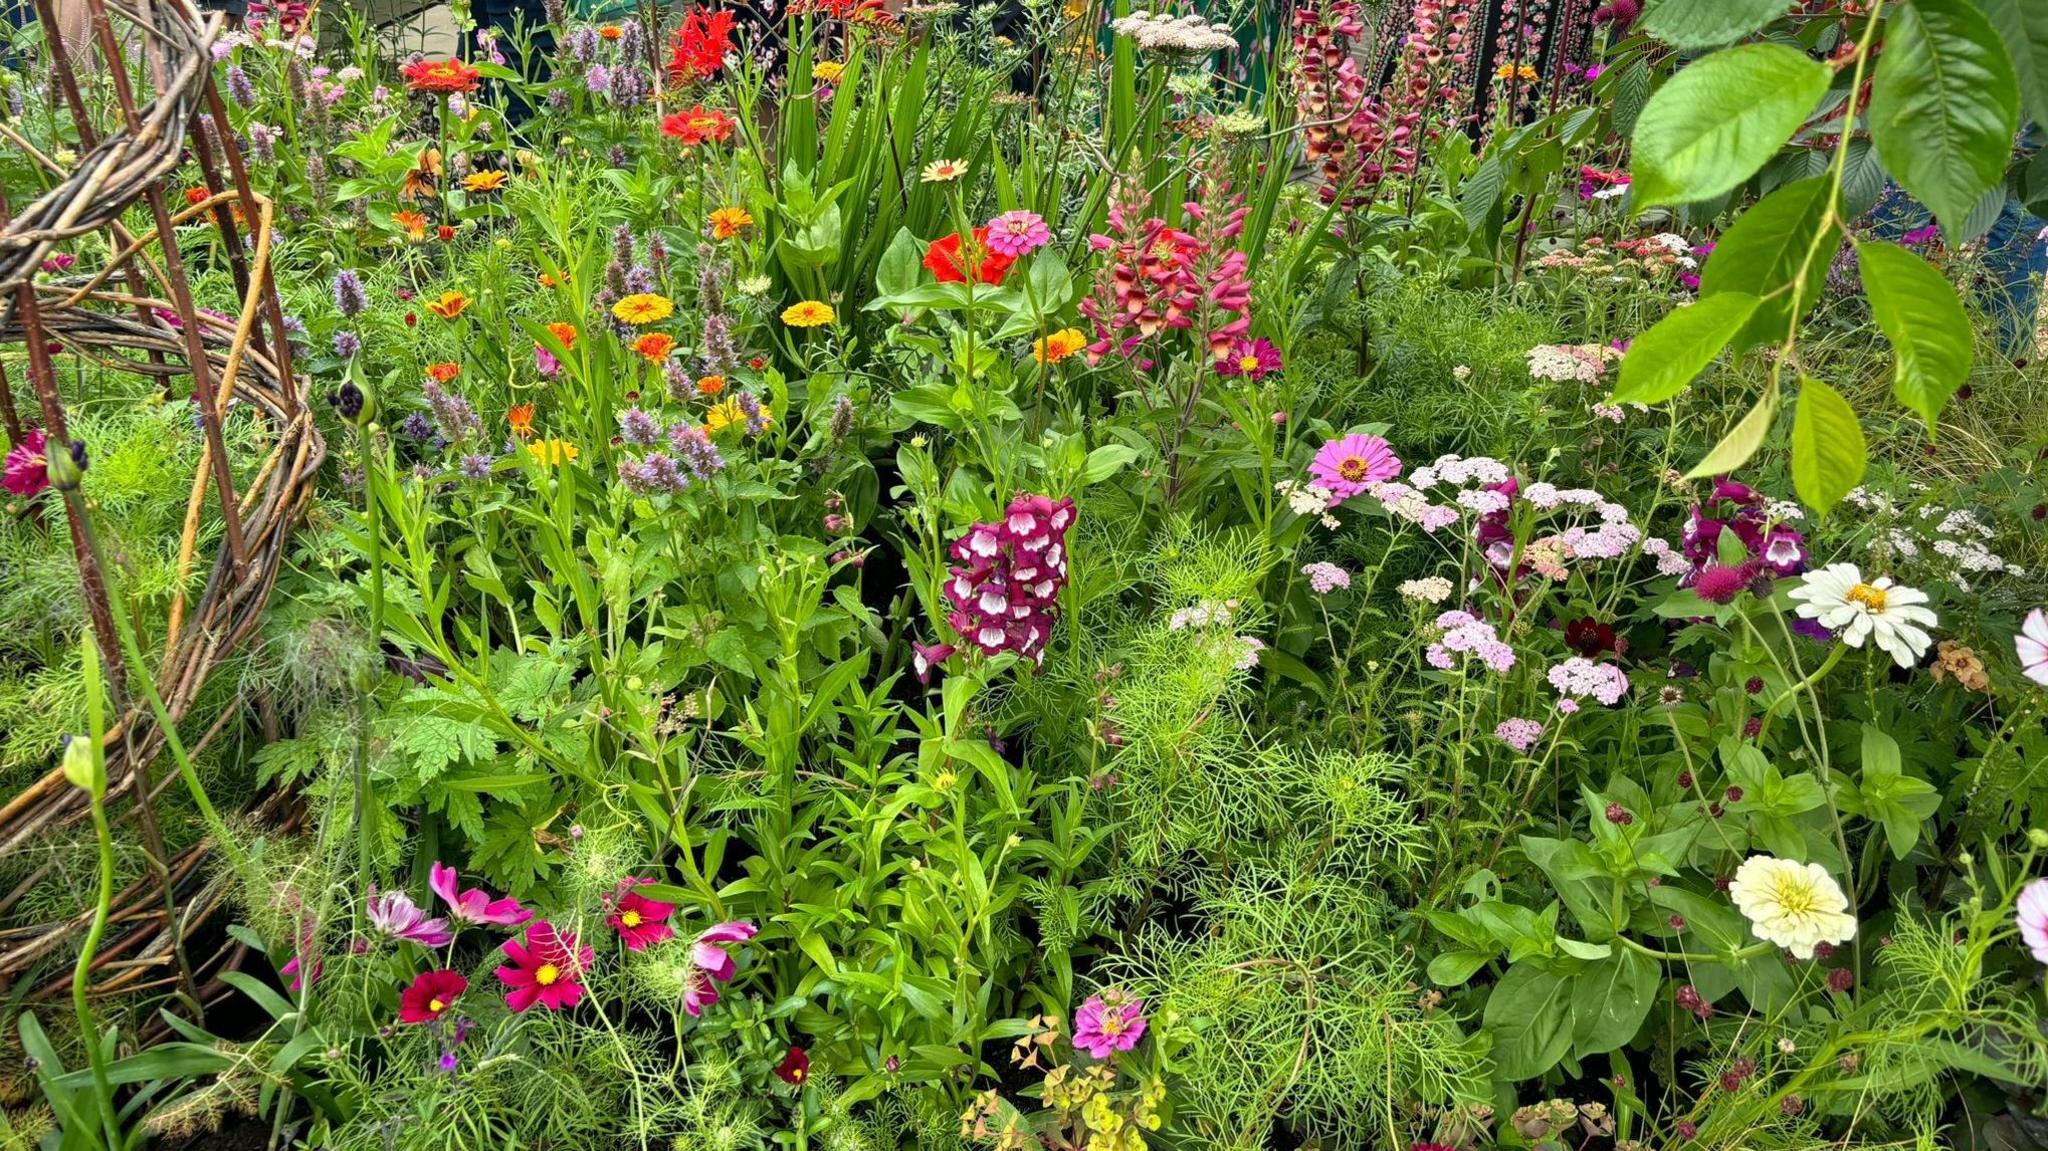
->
[1308, 433, 1400, 502]
[429, 861, 532, 927]
[1072, 988, 1147, 1058]
[496, 920, 594, 1012]
[606, 880, 675, 951]
[984, 210, 1050, 258]
[1216, 337, 1282, 380]
[683, 920, 758, 1015]
[2018, 878, 2048, 963]
[3, 428, 50, 497]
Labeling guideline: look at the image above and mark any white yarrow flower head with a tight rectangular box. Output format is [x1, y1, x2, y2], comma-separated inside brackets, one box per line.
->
[1787, 563, 1937, 668]
[1728, 855, 1856, 959]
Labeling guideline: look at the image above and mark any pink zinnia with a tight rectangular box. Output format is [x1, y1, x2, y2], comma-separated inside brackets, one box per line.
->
[2019, 878, 2048, 964]
[1217, 337, 1282, 380]
[1072, 988, 1146, 1058]
[496, 920, 593, 1013]
[3, 428, 50, 497]
[606, 880, 675, 951]
[984, 209, 1050, 258]
[398, 969, 467, 1024]
[1308, 434, 1400, 501]
[430, 861, 533, 927]
[682, 920, 757, 1016]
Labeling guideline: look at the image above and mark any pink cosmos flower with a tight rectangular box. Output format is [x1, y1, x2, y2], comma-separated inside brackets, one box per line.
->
[1072, 988, 1146, 1058]
[1216, 337, 1282, 380]
[366, 890, 455, 948]
[606, 880, 675, 951]
[1308, 434, 1400, 502]
[430, 861, 533, 927]
[3, 428, 50, 497]
[2017, 878, 2048, 963]
[2018, 609, 2048, 687]
[985, 210, 1051, 258]
[496, 920, 593, 1012]
[681, 920, 758, 1016]
[398, 969, 467, 1024]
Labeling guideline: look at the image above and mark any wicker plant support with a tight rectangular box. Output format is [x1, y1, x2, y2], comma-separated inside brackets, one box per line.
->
[0, 0, 325, 1003]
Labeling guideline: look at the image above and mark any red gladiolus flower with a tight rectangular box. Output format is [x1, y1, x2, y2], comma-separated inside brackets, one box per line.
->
[774, 1046, 810, 1085]
[606, 881, 676, 951]
[923, 228, 1013, 286]
[660, 105, 737, 148]
[666, 7, 736, 82]
[496, 921, 593, 1013]
[400, 58, 482, 95]
[399, 969, 467, 1024]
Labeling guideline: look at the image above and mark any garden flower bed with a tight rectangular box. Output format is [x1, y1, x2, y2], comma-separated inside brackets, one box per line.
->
[3, 0, 2048, 1148]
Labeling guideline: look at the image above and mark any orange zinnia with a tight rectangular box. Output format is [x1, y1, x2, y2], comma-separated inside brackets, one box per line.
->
[392, 209, 429, 240]
[400, 58, 482, 94]
[426, 291, 471, 320]
[696, 375, 726, 396]
[506, 403, 536, 439]
[545, 322, 577, 348]
[632, 332, 677, 363]
[425, 361, 461, 382]
[184, 186, 210, 207]
[708, 207, 754, 240]
[598, 22, 624, 39]
[659, 105, 737, 148]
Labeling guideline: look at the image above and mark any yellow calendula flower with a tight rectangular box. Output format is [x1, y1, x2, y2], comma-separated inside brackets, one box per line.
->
[612, 293, 675, 325]
[780, 300, 834, 328]
[1034, 327, 1087, 364]
[525, 438, 580, 466]
[708, 206, 754, 240]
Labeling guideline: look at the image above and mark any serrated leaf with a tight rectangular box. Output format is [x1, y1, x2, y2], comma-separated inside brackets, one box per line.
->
[1684, 383, 1780, 478]
[1613, 293, 1760, 404]
[1868, 0, 2020, 243]
[1858, 240, 1973, 431]
[1700, 176, 1841, 352]
[1640, 0, 1797, 49]
[1629, 43, 1831, 207]
[1790, 378, 1866, 517]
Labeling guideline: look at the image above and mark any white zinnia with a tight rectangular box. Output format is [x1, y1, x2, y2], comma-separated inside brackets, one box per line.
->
[1727, 855, 1856, 959]
[1787, 563, 1938, 668]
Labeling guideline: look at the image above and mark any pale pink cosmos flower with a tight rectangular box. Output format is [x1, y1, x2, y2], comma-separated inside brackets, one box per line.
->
[985, 210, 1051, 258]
[2017, 878, 2048, 963]
[2017, 609, 2048, 687]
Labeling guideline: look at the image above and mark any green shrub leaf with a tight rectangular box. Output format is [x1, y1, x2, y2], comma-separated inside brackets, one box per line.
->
[1683, 383, 1780, 479]
[1629, 43, 1830, 208]
[1858, 240, 1973, 431]
[1639, 0, 1797, 49]
[1613, 293, 1761, 404]
[1699, 177, 1841, 352]
[1982, 0, 2048, 134]
[1790, 377, 1867, 517]
[1868, 0, 2020, 243]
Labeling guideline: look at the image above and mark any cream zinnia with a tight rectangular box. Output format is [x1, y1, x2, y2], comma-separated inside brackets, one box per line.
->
[1788, 563, 1937, 668]
[1727, 855, 1856, 959]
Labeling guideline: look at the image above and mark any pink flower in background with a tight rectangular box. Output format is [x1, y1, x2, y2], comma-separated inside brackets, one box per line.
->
[606, 880, 676, 951]
[430, 861, 533, 927]
[1217, 337, 1283, 380]
[1495, 718, 1544, 752]
[1309, 434, 1401, 502]
[1073, 988, 1147, 1057]
[3, 428, 50, 497]
[2017, 609, 2048, 687]
[366, 890, 454, 948]
[2017, 878, 2048, 963]
[1301, 561, 1351, 595]
[985, 210, 1051, 258]
[1547, 657, 1631, 705]
[682, 921, 758, 1016]
[496, 921, 593, 1012]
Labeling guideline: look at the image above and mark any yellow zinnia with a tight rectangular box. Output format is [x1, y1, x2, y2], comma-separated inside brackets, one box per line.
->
[780, 300, 834, 328]
[1034, 327, 1087, 364]
[525, 438, 580, 466]
[462, 169, 509, 193]
[612, 293, 675, 325]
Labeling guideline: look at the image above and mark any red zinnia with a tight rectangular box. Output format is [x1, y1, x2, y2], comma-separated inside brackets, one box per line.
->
[774, 1046, 810, 1085]
[660, 105, 737, 148]
[666, 7, 736, 82]
[400, 58, 482, 95]
[606, 881, 676, 951]
[923, 228, 1013, 286]
[399, 969, 468, 1024]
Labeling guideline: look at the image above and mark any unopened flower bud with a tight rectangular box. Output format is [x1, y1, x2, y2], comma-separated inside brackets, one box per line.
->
[48, 439, 87, 491]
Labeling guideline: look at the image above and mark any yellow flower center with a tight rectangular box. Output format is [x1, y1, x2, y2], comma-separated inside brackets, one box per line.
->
[1101, 1014, 1125, 1036]
[1337, 456, 1370, 482]
[622, 910, 642, 927]
[1846, 583, 1888, 612]
[1767, 875, 1820, 916]
[1239, 356, 1261, 373]
[535, 963, 560, 986]
[428, 997, 445, 1013]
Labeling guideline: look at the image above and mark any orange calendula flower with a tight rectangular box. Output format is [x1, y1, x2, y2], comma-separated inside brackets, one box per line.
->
[506, 403, 536, 439]
[427, 291, 471, 320]
[400, 58, 482, 94]
[633, 332, 677, 362]
[696, 375, 726, 396]
[659, 104, 737, 148]
[708, 207, 754, 240]
[612, 294, 674, 325]
[598, 22, 624, 39]
[462, 169, 509, 193]
[392, 209, 430, 240]
[1033, 327, 1087, 364]
[780, 300, 834, 328]
[526, 438, 580, 466]
[545, 321, 578, 348]
[425, 361, 461, 382]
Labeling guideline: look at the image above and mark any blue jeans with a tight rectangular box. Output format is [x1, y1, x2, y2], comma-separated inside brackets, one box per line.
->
[1867, 184, 2048, 360]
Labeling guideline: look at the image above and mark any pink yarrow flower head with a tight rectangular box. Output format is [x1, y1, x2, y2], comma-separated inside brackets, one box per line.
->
[943, 493, 1077, 665]
[985, 210, 1051, 258]
[1309, 433, 1400, 503]
[606, 879, 675, 951]
[1072, 987, 1147, 1058]
[430, 861, 533, 927]
[2017, 878, 2048, 963]
[682, 921, 758, 1016]
[3, 427, 50, 497]
[1495, 717, 1544, 752]
[1217, 336, 1282, 379]
[366, 889, 455, 948]
[1301, 561, 1350, 595]
[496, 920, 594, 1012]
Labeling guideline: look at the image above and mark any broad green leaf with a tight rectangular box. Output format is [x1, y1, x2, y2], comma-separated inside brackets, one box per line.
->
[1613, 293, 1760, 404]
[1790, 378, 1867, 517]
[1842, 727, 1942, 858]
[1985, 0, 2048, 128]
[1700, 177, 1841, 352]
[1629, 43, 1831, 207]
[1684, 382, 1780, 479]
[874, 227, 921, 299]
[1427, 949, 1493, 987]
[1858, 240, 1973, 431]
[1868, 0, 2020, 243]
[1485, 964, 1575, 1081]
[1570, 949, 1658, 1058]
[1640, 0, 1796, 49]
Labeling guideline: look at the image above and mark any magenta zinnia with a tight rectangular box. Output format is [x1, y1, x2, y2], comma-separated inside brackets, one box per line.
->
[3, 427, 49, 497]
[1307, 434, 1400, 502]
[984, 210, 1050, 258]
[496, 920, 594, 1013]
[1072, 988, 1147, 1058]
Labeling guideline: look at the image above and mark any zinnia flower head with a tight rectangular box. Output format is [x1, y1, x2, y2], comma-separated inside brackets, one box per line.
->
[496, 920, 594, 1012]
[923, 228, 1014, 286]
[1788, 564, 1937, 668]
[606, 879, 676, 951]
[1072, 987, 1147, 1058]
[613, 293, 675, 325]
[984, 210, 1050, 258]
[709, 206, 754, 240]
[3, 428, 50, 498]
[1034, 328, 1087, 364]
[400, 57, 482, 94]
[461, 169, 508, 193]
[398, 969, 467, 1024]
[1307, 433, 1400, 502]
[659, 104, 736, 147]
[633, 332, 678, 362]
[920, 158, 969, 183]
[428, 861, 532, 927]
[1727, 855, 1856, 959]
[781, 300, 834, 328]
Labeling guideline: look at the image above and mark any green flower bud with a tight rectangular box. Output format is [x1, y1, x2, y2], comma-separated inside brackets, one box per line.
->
[59, 734, 103, 797]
